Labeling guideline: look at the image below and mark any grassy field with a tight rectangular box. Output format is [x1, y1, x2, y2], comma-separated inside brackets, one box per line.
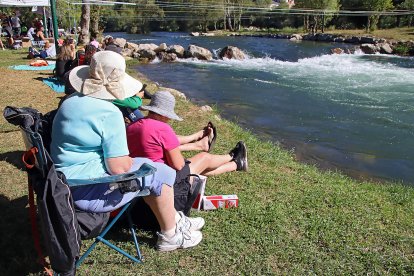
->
[0, 50, 413, 275]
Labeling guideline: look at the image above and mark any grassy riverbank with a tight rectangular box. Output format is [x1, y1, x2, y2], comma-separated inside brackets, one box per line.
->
[216, 26, 414, 41]
[0, 50, 413, 275]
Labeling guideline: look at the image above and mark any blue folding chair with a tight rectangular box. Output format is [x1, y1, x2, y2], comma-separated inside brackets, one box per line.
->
[4, 106, 154, 274]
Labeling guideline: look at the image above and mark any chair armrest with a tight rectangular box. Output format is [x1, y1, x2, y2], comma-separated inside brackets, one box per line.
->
[66, 163, 156, 188]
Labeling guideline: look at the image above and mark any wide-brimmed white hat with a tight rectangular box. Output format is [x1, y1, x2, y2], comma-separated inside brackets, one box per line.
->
[69, 50, 142, 100]
[141, 91, 182, 121]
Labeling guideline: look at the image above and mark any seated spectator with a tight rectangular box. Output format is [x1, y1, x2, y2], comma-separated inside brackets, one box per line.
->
[33, 26, 46, 41]
[90, 36, 100, 49]
[55, 38, 76, 81]
[63, 44, 98, 95]
[126, 91, 248, 212]
[27, 25, 36, 40]
[103, 35, 122, 54]
[113, 87, 146, 124]
[29, 40, 56, 59]
[51, 51, 204, 251]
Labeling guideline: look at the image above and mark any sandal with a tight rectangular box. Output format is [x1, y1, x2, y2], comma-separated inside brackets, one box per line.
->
[206, 121, 216, 153]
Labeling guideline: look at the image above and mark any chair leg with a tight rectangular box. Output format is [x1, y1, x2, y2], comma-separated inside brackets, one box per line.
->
[76, 200, 143, 268]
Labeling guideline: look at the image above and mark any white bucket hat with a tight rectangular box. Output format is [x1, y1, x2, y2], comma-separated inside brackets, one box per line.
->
[69, 50, 143, 100]
[141, 91, 182, 121]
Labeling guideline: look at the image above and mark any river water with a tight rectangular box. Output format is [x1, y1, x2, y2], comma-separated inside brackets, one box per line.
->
[111, 32, 414, 185]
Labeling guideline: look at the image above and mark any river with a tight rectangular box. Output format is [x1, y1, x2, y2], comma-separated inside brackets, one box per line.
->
[110, 32, 414, 185]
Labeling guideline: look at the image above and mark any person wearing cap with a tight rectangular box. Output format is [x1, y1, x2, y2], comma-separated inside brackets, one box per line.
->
[50, 51, 204, 252]
[126, 91, 248, 212]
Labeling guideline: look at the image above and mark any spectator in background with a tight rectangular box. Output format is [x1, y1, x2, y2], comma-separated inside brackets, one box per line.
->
[34, 26, 46, 41]
[103, 35, 122, 54]
[55, 38, 76, 81]
[0, 16, 4, 50]
[33, 17, 43, 31]
[1, 13, 14, 47]
[10, 12, 21, 37]
[27, 25, 36, 40]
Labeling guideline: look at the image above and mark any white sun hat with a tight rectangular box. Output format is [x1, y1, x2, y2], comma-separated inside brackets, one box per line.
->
[68, 50, 143, 100]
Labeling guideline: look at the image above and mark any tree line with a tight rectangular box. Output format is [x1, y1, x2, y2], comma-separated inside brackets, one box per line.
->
[2, 0, 413, 44]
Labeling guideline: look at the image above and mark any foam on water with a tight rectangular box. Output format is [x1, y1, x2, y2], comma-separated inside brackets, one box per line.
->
[177, 52, 414, 111]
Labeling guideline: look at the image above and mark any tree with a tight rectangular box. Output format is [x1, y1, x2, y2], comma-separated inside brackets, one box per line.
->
[78, 0, 90, 45]
[295, 0, 340, 33]
[361, 0, 394, 31]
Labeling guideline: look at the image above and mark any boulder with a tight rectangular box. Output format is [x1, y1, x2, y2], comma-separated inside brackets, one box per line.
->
[379, 43, 393, 54]
[126, 42, 139, 52]
[166, 45, 185, 58]
[190, 32, 200, 37]
[113, 38, 127, 48]
[157, 52, 177, 62]
[121, 48, 134, 57]
[200, 105, 213, 112]
[333, 37, 346, 43]
[162, 88, 187, 100]
[331, 48, 344, 54]
[360, 36, 376, 44]
[290, 34, 302, 41]
[218, 46, 246, 60]
[187, 44, 213, 60]
[360, 43, 378, 54]
[200, 32, 215, 36]
[345, 36, 361, 44]
[138, 49, 157, 60]
[137, 43, 158, 52]
[155, 43, 167, 53]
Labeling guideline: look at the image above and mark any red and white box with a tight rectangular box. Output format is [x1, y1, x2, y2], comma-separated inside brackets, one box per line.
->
[201, 195, 239, 210]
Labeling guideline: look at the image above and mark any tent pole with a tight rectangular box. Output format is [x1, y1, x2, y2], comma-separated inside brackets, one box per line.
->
[42, 7, 48, 38]
[50, 0, 59, 50]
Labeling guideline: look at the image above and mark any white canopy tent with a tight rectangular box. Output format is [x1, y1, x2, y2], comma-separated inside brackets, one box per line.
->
[0, 0, 49, 7]
[0, 0, 59, 49]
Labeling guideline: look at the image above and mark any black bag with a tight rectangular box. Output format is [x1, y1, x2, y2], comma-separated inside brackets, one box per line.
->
[32, 160, 81, 276]
[128, 174, 204, 231]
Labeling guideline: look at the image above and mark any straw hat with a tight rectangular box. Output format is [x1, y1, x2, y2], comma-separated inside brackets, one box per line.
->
[141, 91, 182, 121]
[69, 51, 142, 100]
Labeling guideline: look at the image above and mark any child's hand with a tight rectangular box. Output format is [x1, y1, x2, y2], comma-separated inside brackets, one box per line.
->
[136, 90, 145, 98]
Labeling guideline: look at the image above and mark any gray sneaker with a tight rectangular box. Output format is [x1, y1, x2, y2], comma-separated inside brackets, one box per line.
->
[156, 228, 202, 252]
[176, 211, 205, 231]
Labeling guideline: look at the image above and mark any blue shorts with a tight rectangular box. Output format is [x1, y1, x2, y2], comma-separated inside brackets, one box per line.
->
[72, 157, 176, 213]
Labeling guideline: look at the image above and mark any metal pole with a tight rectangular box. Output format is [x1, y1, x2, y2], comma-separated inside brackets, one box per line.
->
[42, 7, 48, 38]
[49, 0, 60, 50]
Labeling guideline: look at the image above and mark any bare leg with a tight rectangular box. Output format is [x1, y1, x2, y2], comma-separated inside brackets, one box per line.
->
[177, 129, 206, 144]
[188, 152, 236, 176]
[203, 161, 237, 176]
[143, 184, 176, 232]
[178, 135, 209, 152]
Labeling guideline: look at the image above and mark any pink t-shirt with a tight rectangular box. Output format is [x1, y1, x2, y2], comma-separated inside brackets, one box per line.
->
[127, 118, 180, 163]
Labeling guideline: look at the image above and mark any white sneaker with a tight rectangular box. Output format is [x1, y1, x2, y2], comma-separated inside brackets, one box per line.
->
[177, 211, 205, 231]
[156, 228, 202, 252]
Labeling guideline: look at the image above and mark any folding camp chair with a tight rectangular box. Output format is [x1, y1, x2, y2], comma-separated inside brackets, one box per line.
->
[4, 106, 155, 274]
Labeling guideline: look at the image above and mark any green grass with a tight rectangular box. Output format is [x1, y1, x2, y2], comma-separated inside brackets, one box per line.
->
[0, 50, 413, 275]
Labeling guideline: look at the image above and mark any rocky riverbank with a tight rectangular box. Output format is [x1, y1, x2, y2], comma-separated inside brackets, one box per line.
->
[110, 37, 246, 62]
[226, 32, 414, 56]
[110, 31, 414, 64]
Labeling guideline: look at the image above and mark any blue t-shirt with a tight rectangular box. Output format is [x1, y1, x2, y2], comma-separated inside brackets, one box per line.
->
[50, 93, 129, 179]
